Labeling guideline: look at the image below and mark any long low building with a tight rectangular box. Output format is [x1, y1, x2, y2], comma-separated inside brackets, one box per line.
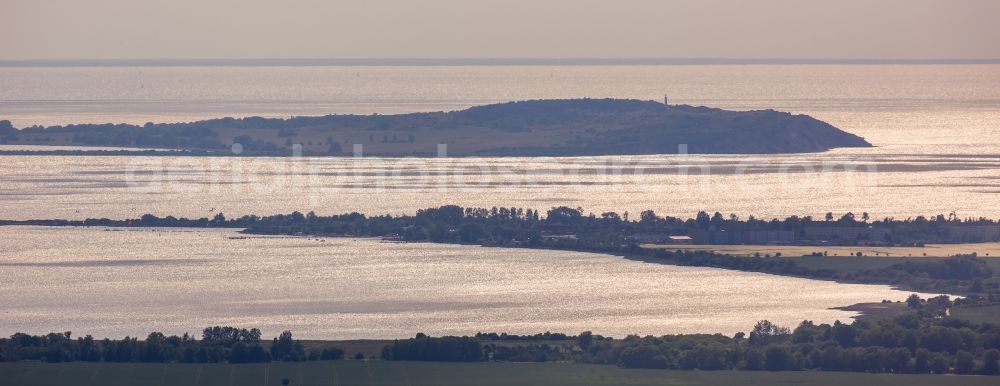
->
[626, 234, 695, 245]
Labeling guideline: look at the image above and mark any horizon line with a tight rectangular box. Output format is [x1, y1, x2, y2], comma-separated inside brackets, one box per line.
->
[3, 57, 1000, 67]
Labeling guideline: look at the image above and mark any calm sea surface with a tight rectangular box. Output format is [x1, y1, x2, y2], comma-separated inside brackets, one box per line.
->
[0, 65, 992, 338]
[0, 226, 938, 339]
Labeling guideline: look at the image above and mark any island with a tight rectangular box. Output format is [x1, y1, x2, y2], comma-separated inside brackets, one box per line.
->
[0, 99, 872, 156]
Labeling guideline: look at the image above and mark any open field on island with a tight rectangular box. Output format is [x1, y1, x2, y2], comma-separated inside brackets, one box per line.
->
[3, 361, 999, 386]
[780, 255, 1000, 274]
[642, 243, 1000, 259]
[952, 304, 1000, 325]
[641, 243, 1000, 279]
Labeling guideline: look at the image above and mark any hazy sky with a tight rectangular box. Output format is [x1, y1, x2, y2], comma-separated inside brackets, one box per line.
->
[2, 0, 999, 61]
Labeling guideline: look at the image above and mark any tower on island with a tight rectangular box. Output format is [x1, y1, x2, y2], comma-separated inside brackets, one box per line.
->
[664, 95, 669, 109]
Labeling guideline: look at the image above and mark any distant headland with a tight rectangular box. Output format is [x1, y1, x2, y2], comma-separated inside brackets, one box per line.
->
[0, 99, 872, 156]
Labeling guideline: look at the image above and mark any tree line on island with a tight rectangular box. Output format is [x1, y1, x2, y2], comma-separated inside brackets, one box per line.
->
[4, 295, 999, 376]
[0, 327, 342, 364]
[651, 249, 994, 297]
[8, 205, 1000, 247]
[5, 204, 999, 300]
[382, 296, 1000, 375]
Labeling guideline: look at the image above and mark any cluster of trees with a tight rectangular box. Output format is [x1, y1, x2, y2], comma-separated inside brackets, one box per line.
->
[9, 116, 306, 150]
[601, 313, 1000, 375]
[0, 327, 341, 364]
[62, 123, 220, 149]
[473, 332, 573, 341]
[7, 116, 352, 155]
[680, 210, 1000, 244]
[382, 298, 1000, 375]
[0, 120, 16, 143]
[381, 333, 483, 362]
[892, 255, 993, 281]
[488, 343, 569, 362]
[232, 134, 279, 153]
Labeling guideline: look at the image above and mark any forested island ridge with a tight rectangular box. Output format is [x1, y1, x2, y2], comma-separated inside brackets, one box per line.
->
[0, 99, 872, 156]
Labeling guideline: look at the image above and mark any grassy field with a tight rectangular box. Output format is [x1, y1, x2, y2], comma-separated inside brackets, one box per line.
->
[952, 304, 1000, 324]
[299, 340, 388, 360]
[642, 243, 1000, 275]
[2, 361, 997, 386]
[832, 302, 910, 323]
[644, 243, 1000, 259]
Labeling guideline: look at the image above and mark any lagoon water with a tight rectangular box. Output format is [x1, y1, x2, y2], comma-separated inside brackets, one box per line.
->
[0, 226, 938, 339]
[0, 65, 994, 338]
